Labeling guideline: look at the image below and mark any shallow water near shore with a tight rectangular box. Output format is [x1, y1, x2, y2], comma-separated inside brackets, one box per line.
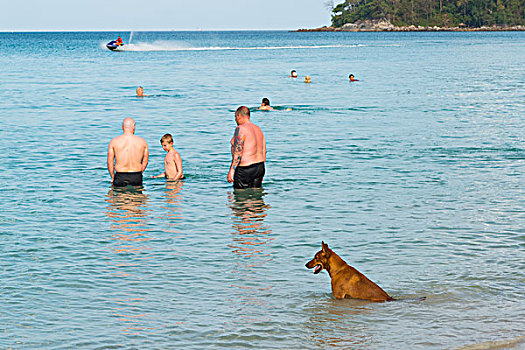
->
[1, 31, 524, 349]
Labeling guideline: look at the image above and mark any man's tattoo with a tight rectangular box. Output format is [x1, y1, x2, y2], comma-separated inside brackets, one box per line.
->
[232, 127, 244, 170]
[233, 126, 240, 139]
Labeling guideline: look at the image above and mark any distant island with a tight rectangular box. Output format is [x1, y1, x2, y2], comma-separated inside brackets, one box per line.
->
[298, 0, 525, 31]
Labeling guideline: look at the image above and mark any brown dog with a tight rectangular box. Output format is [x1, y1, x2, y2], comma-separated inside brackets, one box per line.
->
[306, 242, 394, 302]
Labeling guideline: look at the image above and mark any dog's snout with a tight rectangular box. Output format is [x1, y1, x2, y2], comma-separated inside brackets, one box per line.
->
[305, 259, 315, 269]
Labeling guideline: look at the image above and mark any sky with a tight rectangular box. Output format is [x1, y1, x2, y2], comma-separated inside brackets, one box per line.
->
[1, 0, 333, 31]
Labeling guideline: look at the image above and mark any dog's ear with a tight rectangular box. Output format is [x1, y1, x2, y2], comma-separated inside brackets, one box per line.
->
[322, 241, 329, 252]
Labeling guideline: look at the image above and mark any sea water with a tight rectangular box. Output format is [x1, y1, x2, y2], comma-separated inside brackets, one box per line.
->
[0, 31, 524, 349]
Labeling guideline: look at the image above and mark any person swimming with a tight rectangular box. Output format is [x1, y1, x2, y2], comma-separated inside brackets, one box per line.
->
[289, 70, 298, 78]
[259, 98, 273, 111]
[349, 74, 359, 82]
[304, 75, 311, 83]
[258, 98, 292, 111]
[136, 86, 147, 97]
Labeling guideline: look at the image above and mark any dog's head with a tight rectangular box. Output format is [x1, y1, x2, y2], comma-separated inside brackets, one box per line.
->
[305, 241, 332, 274]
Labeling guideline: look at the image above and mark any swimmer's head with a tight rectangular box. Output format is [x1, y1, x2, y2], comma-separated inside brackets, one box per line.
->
[136, 86, 144, 97]
[262, 98, 270, 106]
[349, 74, 355, 81]
[160, 133, 174, 151]
[304, 75, 311, 83]
[122, 117, 136, 133]
[291, 70, 298, 78]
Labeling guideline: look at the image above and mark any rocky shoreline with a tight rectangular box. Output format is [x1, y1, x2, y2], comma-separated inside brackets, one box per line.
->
[296, 19, 525, 32]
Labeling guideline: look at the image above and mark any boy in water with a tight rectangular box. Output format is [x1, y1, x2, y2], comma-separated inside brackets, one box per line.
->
[153, 133, 184, 180]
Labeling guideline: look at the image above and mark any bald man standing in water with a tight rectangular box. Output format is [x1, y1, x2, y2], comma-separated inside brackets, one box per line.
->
[107, 117, 149, 187]
[227, 106, 266, 189]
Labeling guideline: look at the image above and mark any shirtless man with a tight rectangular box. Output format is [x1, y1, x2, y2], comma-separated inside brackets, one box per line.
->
[227, 106, 267, 189]
[107, 117, 149, 187]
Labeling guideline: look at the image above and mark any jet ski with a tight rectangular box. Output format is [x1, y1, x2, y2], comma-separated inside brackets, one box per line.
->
[106, 40, 124, 51]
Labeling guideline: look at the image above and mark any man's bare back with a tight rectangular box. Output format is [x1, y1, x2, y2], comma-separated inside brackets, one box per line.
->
[107, 118, 149, 186]
[109, 134, 148, 172]
[230, 122, 266, 166]
[227, 106, 266, 189]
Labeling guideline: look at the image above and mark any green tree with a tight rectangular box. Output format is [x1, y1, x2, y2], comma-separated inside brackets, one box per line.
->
[331, 0, 525, 27]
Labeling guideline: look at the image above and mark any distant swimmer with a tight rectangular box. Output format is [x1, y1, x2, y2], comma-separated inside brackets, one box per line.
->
[259, 98, 274, 111]
[136, 86, 147, 97]
[227, 106, 267, 189]
[107, 117, 149, 187]
[289, 70, 298, 78]
[349, 74, 359, 82]
[152, 133, 184, 181]
[258, 98, 292, 111]
[304, 75, 311, 83]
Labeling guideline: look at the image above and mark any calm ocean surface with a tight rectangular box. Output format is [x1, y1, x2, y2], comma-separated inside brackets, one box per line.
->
[0, 31, 524, 349]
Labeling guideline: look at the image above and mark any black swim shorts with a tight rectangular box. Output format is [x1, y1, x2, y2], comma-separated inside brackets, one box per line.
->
[113, 171, 143, 187]
[233, 162, 265, 189]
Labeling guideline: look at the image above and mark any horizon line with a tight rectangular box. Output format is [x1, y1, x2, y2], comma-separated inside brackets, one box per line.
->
[0, 28, 317, 33]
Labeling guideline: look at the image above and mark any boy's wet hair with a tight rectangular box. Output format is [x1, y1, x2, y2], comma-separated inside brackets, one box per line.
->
[262, 98, 270, 106]
[160, 133, 173, 144]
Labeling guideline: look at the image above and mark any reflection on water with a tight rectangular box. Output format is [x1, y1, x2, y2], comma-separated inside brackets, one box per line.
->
[160, 181, 184, 234]
[228, 189, 272, 260]
[304, 299, 373, 348]
[105, 187, 150, 234]
[105, 187, 152, 254]
[227, 189, 273, 325]
[104, 186, 153, 336]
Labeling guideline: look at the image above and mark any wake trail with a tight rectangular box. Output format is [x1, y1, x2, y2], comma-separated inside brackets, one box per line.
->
[103, 41, 365, 52]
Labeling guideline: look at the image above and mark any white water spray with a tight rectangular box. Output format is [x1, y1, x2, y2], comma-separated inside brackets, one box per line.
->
[114, 42, 364, 52]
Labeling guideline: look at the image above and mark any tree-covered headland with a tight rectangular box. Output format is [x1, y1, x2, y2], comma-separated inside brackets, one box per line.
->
[330, 0, 525, 28]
